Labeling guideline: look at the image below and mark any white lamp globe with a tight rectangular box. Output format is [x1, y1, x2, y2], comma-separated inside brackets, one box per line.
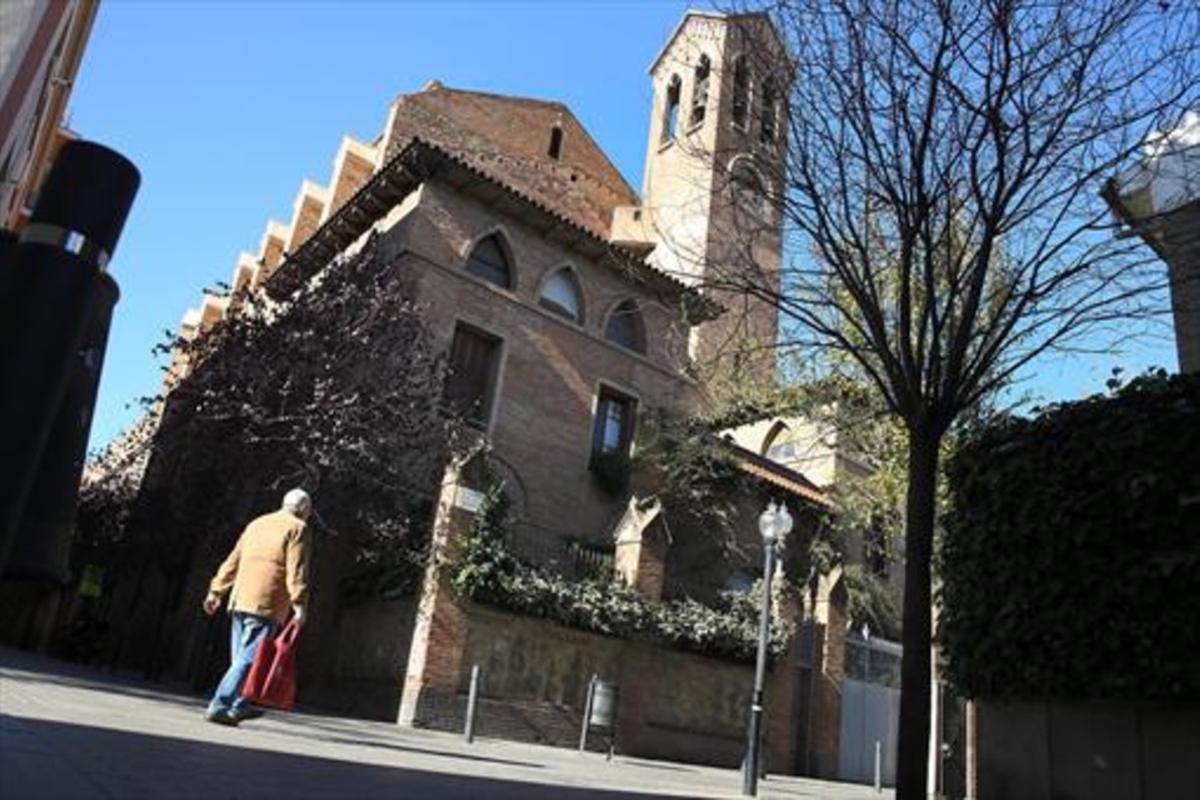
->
[778, 503, 794, 538]
[759, 502, 780, 544]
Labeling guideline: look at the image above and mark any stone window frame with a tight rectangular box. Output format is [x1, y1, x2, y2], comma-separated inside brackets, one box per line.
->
[731, 54, 752, 133]
[461, 451, 529, 521]
[588, 379, 642, 462]
[660, 74, 683, 146]
[461, 226, 519, 291]
[761, 419, 792, 458]
[602, 297, 649, 356]
[759, 74, 780, 146]
[689, 53, 712, 129]
[536, 264, 588, 325]
[444, 317, 508, 435]
[726, 154, 775, 221]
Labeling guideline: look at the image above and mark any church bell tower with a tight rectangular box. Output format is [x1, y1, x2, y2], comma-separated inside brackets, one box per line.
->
[610, 10, 788, 391]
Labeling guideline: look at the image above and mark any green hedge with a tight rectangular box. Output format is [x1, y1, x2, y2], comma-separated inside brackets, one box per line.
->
[939, 371, 1200, 701]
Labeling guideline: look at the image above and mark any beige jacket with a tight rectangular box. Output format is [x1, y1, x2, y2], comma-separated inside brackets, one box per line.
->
[209, 509, 311, 624]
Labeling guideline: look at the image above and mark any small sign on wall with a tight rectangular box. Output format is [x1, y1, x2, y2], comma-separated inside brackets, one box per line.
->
[455, 486, 485, 513]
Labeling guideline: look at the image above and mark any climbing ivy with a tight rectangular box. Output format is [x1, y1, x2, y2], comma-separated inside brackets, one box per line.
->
[938, 370, 1200, 700]
[452, 484, 794, 662]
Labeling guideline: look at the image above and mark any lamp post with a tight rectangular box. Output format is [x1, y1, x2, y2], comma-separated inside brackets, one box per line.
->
[862, 624, 872, 684]
[742, 501, 793, 796]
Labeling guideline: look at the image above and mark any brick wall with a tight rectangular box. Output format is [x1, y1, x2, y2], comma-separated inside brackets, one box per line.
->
[629, 13, 787, 386]
[403, 601, 833, 773]
[383, 85, 637, 237]
[305, 597, 419, 720]
[808, 572, 848, 778]
[413, 603, 756, 766]
[329, 148, 376, 217]
[620, 640, 753, 766]
[382, 180, 700, 550]
[286, 184, 328, 254]
[260, 226, 286, 273]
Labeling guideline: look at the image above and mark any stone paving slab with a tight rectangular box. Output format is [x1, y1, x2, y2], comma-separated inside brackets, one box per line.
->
[0, 648, 892, 800]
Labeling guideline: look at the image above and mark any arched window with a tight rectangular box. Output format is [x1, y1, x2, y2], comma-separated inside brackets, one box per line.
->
[539, 268, 584, 322]
[460, 453, 527, 518]
[729, 157, 771, 217]
[690, 55, 711, 127]
[760, 75, 779, 144]
[661, 75, 682, 143]
[465, 233, 512, 288]
[761, 420, 791, 457]
[731, 56, 750, 130]
[604, 299, 647, 354]
[548, 126, 563, 160]
[765, 422, 802, 464]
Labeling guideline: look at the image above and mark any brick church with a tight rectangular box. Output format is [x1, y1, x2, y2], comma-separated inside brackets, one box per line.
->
[107, 10, 854, 777]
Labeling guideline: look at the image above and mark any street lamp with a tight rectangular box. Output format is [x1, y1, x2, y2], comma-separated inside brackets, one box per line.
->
[862, 624, 872, 684]
[742, 501, 793, 796]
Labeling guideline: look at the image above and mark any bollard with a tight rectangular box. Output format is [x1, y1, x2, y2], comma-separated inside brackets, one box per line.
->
[579, 673, 597, 752]
[874, 740, 882, 793]
[464, 664, 481, 743]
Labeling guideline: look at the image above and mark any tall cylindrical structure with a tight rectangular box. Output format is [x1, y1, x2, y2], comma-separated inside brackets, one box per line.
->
[0, 141, 139, 579]
[6, 273, 120, 583]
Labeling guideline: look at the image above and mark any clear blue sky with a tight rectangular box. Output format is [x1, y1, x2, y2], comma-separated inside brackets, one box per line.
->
[74, 1, 1176, 452]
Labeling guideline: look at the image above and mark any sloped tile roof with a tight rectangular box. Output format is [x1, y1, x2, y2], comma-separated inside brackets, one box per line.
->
[724, 440, 832, 508]
[383, 84, 639, 237]
[267, 136, 719, 322]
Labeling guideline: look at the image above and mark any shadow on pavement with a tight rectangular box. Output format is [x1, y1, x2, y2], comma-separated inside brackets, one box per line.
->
[0, 666, 206, 713]
[249, 720, 547, 770]
[3, 650, 548, 772]
[0, 715, 658, 800]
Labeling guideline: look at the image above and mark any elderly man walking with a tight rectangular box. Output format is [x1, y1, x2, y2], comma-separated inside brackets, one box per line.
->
[202, 488, 313, 725]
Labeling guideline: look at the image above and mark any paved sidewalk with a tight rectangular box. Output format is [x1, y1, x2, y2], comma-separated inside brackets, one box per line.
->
[0, 648, 891, 799]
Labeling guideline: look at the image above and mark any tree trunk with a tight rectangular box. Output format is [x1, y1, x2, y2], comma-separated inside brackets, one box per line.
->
[896, 427, 940, 799]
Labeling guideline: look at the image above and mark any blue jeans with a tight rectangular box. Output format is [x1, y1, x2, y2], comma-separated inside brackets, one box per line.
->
[207, 611, 275, 715]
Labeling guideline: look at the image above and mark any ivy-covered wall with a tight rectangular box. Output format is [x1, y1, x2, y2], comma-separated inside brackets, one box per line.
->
[451, 486, 794, 662]
[939, 371, 1200, 701]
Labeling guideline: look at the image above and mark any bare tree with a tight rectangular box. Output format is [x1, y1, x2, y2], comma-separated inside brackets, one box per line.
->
[684, 2, 1200, 795]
